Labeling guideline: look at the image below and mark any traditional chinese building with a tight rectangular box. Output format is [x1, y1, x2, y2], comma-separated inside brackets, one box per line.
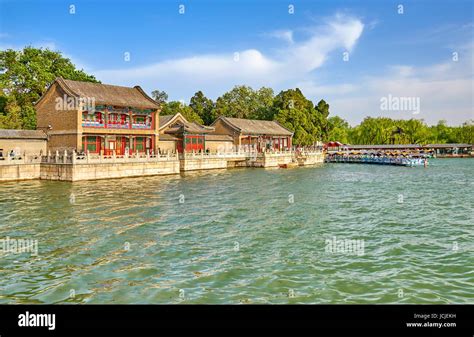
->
[210, 117, 293, 151]
[158, 113, 233, 153]
[36, 78, 160, 154]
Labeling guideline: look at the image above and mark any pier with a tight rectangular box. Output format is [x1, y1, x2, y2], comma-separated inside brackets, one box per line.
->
[326, 153, 428, 167]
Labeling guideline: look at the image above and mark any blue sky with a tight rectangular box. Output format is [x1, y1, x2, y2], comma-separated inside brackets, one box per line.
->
[0, 0, 473, 125]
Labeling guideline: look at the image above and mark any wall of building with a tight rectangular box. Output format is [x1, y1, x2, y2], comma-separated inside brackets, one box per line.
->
[205, 140, 234, 153]
[0, 139, 47, 155]
[36, 82, 81, 151]
[211, 120, 241, 146]
[46, 133, 80, 152]
[157, 140, 176, 152]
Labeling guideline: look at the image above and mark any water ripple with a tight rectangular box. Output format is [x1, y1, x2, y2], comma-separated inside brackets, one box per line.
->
[0, 159, 472, 303]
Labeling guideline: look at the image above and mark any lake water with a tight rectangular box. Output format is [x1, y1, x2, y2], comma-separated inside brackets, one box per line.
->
[0, 159, 472, 304]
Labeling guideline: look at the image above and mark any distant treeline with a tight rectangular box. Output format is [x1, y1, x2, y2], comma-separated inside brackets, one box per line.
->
[155, 88, 473, 145]
[1, 47, 472, 145]
[326, 116, 473, 145]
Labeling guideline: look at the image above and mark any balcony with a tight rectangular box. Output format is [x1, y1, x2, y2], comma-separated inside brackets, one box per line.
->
[82, 106, 153, 130]
[82, 120, 105, 128]
[131, 122, 151, 129]
[106, 121, 130, 129]
[82, 120, 153, 130]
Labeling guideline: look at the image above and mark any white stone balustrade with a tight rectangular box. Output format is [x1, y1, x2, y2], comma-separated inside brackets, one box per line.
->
[36, 150, 179, 165]
[0, 153, 42, 165]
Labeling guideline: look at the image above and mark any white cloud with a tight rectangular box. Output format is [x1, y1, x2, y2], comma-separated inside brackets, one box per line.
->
[314, 45, 474, 126]
[95, 14, 364, 100]
[264, 30, 294, 44]
[297, 81, 357, 96]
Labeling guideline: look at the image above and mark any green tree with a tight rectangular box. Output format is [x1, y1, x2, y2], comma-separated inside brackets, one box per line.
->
[454, 120, 474, 144]
[344, 117, 459, 145]
[327, 116, 350, 143]
[270, 88, 320, 146]
[348, 117, 396, 144]
[253, 87, 275, 120]
[314, 99, 330, 141]
[0, 96, 23, 129]
[161, 101, 204, 124]
[214, 85, 274, 120]
[429, 120, 455, 143]
[189, 91, 215, 125]
[0, 46, 99, 129]
[151, 90, 168, 105]
[398, 119, 429, 144]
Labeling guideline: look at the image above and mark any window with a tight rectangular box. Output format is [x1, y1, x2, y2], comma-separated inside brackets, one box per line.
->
[135, 137, 144, 151]
[134, 116, 145, 124]
[94, 112, 102, 123]
[86, 136, 98, 152]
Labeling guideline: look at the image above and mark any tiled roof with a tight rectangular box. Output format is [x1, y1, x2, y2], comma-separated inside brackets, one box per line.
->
[161, 113, 214, 134]
[166, 121, 214, 134]
[38, 78, 160, 109]
[159, 115, 175, 128]
[213, 117, 293, 136]
[0, 129, 47, 139]
[424, 143, 472, 148]
[158, 134, 179, 141]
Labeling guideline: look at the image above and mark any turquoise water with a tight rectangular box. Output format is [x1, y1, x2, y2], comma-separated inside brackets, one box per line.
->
[0, 159, 472, 304]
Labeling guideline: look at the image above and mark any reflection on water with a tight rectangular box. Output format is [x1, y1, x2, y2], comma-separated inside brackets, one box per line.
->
[0, 159, 473, 303]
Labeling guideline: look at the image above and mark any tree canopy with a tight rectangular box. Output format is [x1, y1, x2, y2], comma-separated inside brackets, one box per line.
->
[151, 90, 168, 105]
[329, 117, 474, 145]
[214, 85, 274, 120]
[267, 89, 333, 145]
[189, 91, 215, 125]
[161, 101, 204, 125]
[0, 47, 99, 129]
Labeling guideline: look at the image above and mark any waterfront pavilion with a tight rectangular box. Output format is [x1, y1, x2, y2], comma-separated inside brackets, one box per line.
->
[159, 113, 213, 153]
[158, 113, 234, 153]
[210, 116, 294, 151]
